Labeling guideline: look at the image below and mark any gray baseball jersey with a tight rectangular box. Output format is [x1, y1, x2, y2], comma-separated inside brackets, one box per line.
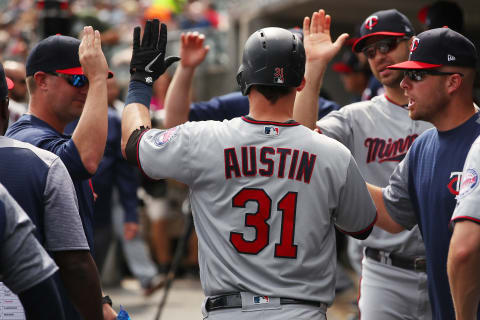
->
[316, 95, 432, 256]
[0, 183, 58, 294]
[452, 136, 480, 223]
[0, 137, 89, 252]
[136, 116, 376, 305]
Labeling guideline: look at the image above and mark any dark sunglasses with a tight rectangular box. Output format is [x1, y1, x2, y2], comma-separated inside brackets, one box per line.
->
[362, 37, 409, 59]
[404, 70, 464, 82]
[49, 73, 89, 88]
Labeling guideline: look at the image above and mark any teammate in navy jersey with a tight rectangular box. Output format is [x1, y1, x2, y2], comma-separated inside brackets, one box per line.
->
[5, 28, 117, 320]
[367, 28, 479, 319]
[163, 31, 339, 130]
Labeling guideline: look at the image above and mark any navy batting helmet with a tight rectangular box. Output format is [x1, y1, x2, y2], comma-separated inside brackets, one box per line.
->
[236, 27, 306, 95]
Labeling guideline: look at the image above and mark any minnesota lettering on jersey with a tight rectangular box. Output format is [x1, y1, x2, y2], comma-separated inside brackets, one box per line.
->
[224, 146, 317, 183]
[364, 134, 418, 163]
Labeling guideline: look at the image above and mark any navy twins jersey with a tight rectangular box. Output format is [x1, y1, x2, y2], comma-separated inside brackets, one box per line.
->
[135, 116, 376, 305]
[317, 94, 432, 255]
[384, 113, 480, 319]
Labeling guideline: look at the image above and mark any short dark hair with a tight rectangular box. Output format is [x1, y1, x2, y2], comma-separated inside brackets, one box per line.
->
[254, 85, 294, 104]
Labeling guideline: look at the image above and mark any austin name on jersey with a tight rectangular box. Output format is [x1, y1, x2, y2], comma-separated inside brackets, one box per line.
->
[364, 134, 419, 163]
[224, 146, 317, 183]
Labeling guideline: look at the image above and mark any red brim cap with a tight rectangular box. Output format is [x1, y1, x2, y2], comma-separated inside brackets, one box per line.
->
[56, 67, 115, 78]
[387, 61, 442, 70]
[6, 77, 14, 90]
[332, 63, 353, 73]
[352, 32, 406, 52]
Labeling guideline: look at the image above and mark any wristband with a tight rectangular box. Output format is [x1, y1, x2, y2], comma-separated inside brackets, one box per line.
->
[102, 295, 113, 307]
[125, 80, 153, 109]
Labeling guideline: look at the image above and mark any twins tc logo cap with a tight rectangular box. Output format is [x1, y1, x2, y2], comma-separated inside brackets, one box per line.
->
[353, 9, 414, 52]
[26, 34, 114, 78]
[0, 62, 14, 99]
[387, 27, 478, 70]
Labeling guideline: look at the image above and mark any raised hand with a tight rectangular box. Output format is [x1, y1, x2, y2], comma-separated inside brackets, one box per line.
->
[303, 9, 349, 65]
[79, 26, 109, 82]
[180, 31, 210, 69]
[130, 19, 180, 86]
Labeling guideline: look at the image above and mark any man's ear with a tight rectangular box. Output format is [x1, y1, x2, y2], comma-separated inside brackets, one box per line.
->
[445, 73, 463, 95]
[33, 72, 49, 90]
[296, 77, 306, 92]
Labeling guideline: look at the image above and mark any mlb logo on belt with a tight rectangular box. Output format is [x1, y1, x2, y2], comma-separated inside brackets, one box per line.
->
[264, 126, 279, 136]
[253, 296, 270, 304]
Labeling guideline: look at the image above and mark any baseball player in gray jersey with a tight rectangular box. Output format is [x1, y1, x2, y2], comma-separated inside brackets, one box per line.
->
[295, 9, 433, 319]
[449, 136, 480, 319]
[121, 12, 376, 320]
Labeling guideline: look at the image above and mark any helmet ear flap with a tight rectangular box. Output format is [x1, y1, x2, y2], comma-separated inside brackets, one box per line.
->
[236, 69, 251, 96]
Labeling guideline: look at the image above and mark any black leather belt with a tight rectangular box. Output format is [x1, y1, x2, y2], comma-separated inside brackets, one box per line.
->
[365, 247, 427, 272]
[206, 293, 326, 312]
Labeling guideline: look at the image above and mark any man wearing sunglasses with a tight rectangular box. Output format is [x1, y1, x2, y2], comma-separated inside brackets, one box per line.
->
[368, 27, 479, 319]
[294, 9, 433, 319]
[5, 27, 117, 320]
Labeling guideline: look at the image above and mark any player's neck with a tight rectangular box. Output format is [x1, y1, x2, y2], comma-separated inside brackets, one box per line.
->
[383, 85, 408, 106]
[248, 91, 295, 123]
[433, 99, 476, 132]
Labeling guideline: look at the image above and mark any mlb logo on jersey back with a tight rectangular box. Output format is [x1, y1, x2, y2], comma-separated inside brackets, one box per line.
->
[457, 168, 479, 200]
[253, 296, 270, 304]
[264, 126, 279, 136]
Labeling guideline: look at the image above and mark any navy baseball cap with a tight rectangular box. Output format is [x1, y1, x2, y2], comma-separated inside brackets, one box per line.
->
[353, 9, 414, 52]
[26, 34, 113, 78]
[0, 63, 14, 99]
[419, 1, 464, 33]
[388, 27, 477, 70]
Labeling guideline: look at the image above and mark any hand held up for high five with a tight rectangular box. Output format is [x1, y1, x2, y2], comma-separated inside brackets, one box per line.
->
[180, 31, 210, 69]
[130, 19, 180, 86]
[302, 9, 349, 66]
[79, 26, 109, 82]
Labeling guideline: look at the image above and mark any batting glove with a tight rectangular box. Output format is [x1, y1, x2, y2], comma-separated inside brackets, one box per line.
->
[130, 19, 180, 86]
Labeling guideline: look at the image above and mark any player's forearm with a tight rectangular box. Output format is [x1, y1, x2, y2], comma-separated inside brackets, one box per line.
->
[293, 62, 326, 129]
[447, 220, 480, 320]
[366, 183, 404, 233]
[121, 102, 152, 158]
[72, 78, 108, 174]
[53, 250, 104, 320]
[164, 65, 196, 128]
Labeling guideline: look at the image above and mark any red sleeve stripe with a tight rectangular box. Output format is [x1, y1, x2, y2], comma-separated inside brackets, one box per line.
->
[451, 216, 480, 225]
[336, 212, 378, 236]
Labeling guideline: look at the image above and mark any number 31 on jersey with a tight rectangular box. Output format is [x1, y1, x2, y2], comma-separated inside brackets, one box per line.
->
[229, 188, 298, 258]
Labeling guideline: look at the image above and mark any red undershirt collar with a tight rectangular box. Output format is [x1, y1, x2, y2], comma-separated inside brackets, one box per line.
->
[384, 94, 409, 109]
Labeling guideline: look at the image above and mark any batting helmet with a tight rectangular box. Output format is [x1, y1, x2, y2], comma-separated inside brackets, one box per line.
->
[236, 27, 306, 95]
